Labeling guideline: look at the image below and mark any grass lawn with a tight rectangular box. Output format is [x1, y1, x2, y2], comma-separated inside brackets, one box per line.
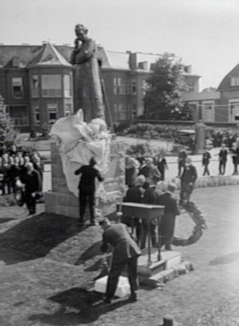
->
[0, 186, 239, 325]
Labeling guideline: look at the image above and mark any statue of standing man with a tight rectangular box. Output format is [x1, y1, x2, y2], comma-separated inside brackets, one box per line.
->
[71, 24, 105, 123]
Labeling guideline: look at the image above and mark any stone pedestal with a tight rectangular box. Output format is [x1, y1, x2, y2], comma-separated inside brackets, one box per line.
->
[45, 140, 126, 218]
[195, 121, 206, 154]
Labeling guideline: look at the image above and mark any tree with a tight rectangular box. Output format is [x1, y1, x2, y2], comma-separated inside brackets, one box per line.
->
[0, 96, 15, 148]
[144, 53, 190, 120]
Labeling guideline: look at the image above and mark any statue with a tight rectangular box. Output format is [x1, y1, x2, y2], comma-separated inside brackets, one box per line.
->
[50, 109, 110, 197]
[71, 24, 105, 123]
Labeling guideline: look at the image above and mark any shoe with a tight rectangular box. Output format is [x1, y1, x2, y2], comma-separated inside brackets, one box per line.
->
[104, 298, 112, 304]
[129, 292, 137, 302]
[90, 220, 97, 226]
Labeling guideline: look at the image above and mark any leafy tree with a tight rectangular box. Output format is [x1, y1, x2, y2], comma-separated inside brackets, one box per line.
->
[0, 96, 15, 147]
[144, 53, 190, 120]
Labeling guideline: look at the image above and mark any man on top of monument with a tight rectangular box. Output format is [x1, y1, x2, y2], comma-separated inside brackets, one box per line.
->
[70, 24, 105, 123]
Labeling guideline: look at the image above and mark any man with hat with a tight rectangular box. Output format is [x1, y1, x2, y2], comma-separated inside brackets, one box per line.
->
[180, 157, 197, 203]
[156, 183, 180, 250]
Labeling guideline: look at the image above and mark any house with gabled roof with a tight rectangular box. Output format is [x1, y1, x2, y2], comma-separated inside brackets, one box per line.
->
[0, 42, 200, 130]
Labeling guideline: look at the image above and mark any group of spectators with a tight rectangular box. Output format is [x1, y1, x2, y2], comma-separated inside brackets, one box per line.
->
[123, 152, 198, 249]
[0, 144, 43, 215]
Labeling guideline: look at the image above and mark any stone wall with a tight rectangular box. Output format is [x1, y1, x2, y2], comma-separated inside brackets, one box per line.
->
[45, 140, 126, 218]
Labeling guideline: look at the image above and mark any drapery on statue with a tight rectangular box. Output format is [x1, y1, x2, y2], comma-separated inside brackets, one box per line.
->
[71, 24, 105, 123]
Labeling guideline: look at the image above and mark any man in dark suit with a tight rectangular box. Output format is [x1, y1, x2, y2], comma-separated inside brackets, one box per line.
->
[20, 162, 41, 215]
[154, 153, 168, 181]
[141, 176, 161, 249]
[218, 144, 228, 175]
[180, 157, 197, 203]
[122, 175, 146, 242]
[202, 148, 211, 176]
[100, 218, 141, 303]
[75, 157, 103, 226]
[138, 157, 162, 189]
[156, 183, 180, 250]
[177, 146, 187, 178]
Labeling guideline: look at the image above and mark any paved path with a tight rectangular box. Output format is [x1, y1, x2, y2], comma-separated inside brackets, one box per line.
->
[0, 186, 239, 325]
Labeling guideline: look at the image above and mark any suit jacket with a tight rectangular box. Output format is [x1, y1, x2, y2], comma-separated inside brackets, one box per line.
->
[20, 169, 41, 194]
[181, 165, 197, 185]
[156, 192, 180, 237]
[101, 223, 141, 264]
[124, 185, 143, 203]
[139, 165, 162, 182]
[75, 165, 103, 193]
[202, 152, 211, 165]
[219, 149, 228, 162]
[143, 186, 161, 205]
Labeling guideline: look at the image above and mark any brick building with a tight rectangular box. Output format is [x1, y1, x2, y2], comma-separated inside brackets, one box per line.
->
[0, 43, 200, 130]
[183, 63, 239, 123]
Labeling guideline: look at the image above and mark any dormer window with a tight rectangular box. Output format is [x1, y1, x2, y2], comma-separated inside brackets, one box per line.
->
[231, 76, 239, 86]
[12, 77, 23, 98]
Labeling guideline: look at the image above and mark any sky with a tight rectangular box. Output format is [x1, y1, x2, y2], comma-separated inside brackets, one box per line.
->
[1, 0, 239, 90]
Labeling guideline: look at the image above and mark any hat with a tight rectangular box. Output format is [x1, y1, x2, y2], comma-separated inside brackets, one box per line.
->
[135, 175, 146, 185]
[167, 183, 177, 193]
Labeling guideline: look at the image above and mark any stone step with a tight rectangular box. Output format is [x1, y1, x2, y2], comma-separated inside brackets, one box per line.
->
[148, 260, 194, 284]
[137, 249, 182, 277]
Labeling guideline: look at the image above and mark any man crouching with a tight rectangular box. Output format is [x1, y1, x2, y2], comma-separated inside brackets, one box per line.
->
[99, 218, 141, 303]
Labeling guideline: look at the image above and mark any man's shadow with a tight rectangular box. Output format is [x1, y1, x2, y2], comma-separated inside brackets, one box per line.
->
[209, 252, 239, 266]
[0, 212, 87, 265]
[28, 287, 130, 325]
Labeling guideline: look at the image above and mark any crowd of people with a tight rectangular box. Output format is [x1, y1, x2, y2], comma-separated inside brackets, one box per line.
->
[125, 139, 239, 188]
[0, 144, 43, 215]
[123, 157, 197, 249]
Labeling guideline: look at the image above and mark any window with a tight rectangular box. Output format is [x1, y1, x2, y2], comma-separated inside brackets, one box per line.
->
[31, 75, 39, 97]
[47, 102, 58, 124]
[8, 106, 28, 125]
[132, 104, 137, 117]
[12, 77, 23, 98]
[113, 78, 128, 95]
[33, 105, 40, 125]
[42, 75, 62, 97]
[131, 79, 136, 95]
[65, 103, 72, 116]
[64, 75, 72, 97]
[142, 79, 148, 96]
[231, 76, 239, 86]
[185, 78, 196, 92]
[229, 100, 239, 121]
[202, 101, 214, 122]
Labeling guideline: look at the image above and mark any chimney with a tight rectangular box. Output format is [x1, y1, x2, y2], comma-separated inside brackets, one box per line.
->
[129, 53, 137, 70]
[12, 56, 20, 68]
[184, 65, 192, 73]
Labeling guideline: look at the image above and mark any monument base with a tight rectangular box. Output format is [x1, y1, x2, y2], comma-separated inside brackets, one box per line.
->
[45, 140, 126, 218]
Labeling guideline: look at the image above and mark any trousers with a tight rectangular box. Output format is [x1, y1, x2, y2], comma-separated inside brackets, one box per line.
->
[106, 256, 138, 300]
[25, 193, 36, 214]
[79, 191, 95, 222]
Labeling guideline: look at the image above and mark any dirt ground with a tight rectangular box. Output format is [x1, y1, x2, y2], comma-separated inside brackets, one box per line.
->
[0, 186, 239, 325]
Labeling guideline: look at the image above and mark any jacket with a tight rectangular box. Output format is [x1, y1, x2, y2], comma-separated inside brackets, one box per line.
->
[101, 223, 141, 264]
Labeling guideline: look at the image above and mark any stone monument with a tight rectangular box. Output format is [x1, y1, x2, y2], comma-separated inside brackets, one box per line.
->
[45, 24, 126, 218]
